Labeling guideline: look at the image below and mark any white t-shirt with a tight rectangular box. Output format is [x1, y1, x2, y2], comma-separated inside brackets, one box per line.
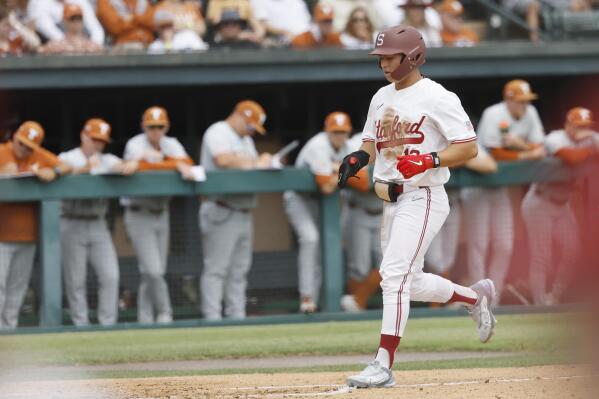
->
[295, 131, 352, 175]
[373, 0, 442, 30]
[200, 121, 259, 209]
[251, 0, 311, 36]
[362, 78, 476, 186]
[59, 147, 121, 216]
[122, 133, 189, 210]
[477, 102, 545, 150]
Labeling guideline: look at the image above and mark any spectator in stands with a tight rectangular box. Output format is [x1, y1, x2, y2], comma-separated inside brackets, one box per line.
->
[291, 3, 342, 49]
[400, 0, 442, 47]
[2, 0, 32, 25]
[320, 0, 383, 33]
[438, 0, 479, 47]
[155, 0, 208, 48]
[97, 0, 155, 49]
[149, 8, 208, 52]
[207, 0, 265, 44]
[210, 9, 261, 49]
[0, 121, 70, 329]
[40, 4, 103, 54]
[0, 5, 40, 55]
[340, 6, 376, 50]
[27, 0, 104, 45]
[251, 0, 311, 45]
[374, 0, 442, 31]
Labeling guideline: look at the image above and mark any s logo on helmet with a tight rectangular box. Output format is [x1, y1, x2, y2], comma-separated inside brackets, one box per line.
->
[376, 33, 385, 47]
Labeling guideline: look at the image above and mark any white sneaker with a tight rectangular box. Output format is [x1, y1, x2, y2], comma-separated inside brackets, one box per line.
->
[469, 279, 497, 343]
[299, 298, 317, 313]
[156, 313, 173, 324]
[347, 360, 395, 388]
[340, 295, 363, 313]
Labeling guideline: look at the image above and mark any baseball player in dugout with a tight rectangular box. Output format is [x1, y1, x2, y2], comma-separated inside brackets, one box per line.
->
[0, 121, 70, 329]
[340, 133, 383, 313]
[122, 106, 194, 324]
[522, 107, 598, 306]
[199, 100, 272, 320]
[284, 111, 361, 314]
[338, 25, 496, 388]
[59, 118, 138, 327]
[462, 79, 546, 306]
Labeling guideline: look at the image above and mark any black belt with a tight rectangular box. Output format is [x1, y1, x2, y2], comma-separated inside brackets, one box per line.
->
[62, 214, 101, 220]
[374, 181, 425, 202]
[215, 201, 251, 213]
[128, 205, 165, 215]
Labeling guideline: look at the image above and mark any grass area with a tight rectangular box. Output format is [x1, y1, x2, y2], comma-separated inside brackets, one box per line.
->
[0, 313, 572, 366]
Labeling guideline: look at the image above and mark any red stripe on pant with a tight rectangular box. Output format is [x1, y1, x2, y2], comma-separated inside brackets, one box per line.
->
[395, 187, 432, 337]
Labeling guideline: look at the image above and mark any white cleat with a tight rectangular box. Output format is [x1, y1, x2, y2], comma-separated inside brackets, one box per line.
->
[340, 295, 363, 313]
[346, 360, 395, 388]
[299, 298, 317, 314]
[469, 279, 497, 343]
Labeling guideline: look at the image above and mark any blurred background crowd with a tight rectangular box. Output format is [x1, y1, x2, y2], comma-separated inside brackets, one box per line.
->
[1, 0, 599, 56]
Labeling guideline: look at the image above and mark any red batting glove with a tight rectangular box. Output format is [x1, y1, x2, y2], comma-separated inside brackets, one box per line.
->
[396, 153, 434, 179]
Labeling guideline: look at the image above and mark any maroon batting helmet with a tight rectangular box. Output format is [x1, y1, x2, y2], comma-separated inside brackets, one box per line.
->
[370, 25, 426, 82]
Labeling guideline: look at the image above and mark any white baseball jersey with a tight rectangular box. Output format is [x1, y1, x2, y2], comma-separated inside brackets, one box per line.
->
[295, 132, 352, 174]
[477, 102, 545, 149]
[361, 78, 477, 186]
[122, 133, 189, 210]
[201, 121, 259, 209]
[59, 148, 121, 217]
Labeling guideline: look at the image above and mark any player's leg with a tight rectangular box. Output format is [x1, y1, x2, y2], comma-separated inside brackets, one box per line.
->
[348, 187, 448, 388]
[283, 192, 320, 312]
[199, 201, 237, 320]
[2, 243, 36, 328]
[154, 211, 173, 323]
[88, 219, 119, 326]
[61, 219, 91, 326]
[551, 204, 579, 303]
[223, 212, 253, 319]
[0, 243, 17, 328]
[521, 191, 553, 304]
[341, 208, 372, 312]
[488, 187, 515, 304]
[461, 187, 491, 283]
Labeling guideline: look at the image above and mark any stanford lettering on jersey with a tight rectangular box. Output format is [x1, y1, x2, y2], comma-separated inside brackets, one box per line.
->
[375, 115, 426, 152]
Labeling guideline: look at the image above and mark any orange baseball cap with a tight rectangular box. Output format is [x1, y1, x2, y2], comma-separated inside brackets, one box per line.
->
[236, 100, 266, 134]
[438, 0, 464, 16]
[503, 79, 538, 102]
[142, 106, 170, 126]
[566, 107, 594, 127]
[83, 118, 112, 143]
[400, 0, 433, 8]
[63, 3, 83, 20]
[15, 121, 45, 150]
[324, 111, 352, 133]
[314, 3, 334, 22]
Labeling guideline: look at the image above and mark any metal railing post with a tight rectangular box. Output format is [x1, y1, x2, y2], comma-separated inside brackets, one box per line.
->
[320, 191, 343, 313]
[39, 200, 62, 327]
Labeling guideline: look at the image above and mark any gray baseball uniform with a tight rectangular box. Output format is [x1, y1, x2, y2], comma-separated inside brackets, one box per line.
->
[522, 130, 599, 304]
[199, 121, 258, 320]
[284, 132, 352, 304]
[123, 133, 189, 323]
[344, 134, 382, 281]
[58, 148, 121, 326]
[0, 242, 36, 329]
[425, 188, 461, 275]
[464, 101, 545, 302]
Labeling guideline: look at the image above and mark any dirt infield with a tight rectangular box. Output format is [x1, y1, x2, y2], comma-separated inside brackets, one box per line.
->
[1, 364, 594, 399]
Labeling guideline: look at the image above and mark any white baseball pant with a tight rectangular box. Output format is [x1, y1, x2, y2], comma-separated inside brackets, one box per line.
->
[0, 242, 36, 329]
[425, 189, 461, 275]
[346, 206, 383, 281]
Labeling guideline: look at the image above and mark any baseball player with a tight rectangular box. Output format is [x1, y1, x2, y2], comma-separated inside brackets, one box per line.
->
[522, 107, 598, 305]
[340, 133, 383, 313]
[425, 143, 498, 278]
[285, 112, 366, 313]
[338, 26, 496, 388]
[463, 79, 546, 305]
[199, 100, 273, 320]
[0, 121, 69, 329]
[59, 118, 138, 326]
[122, 106, 194, 324]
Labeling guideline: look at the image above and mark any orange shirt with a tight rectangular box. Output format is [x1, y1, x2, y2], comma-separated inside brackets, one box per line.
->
[0, 142, 61, 242]
[441, 27, 479, 47]
[97, 0, 155, 45]
[292, 31, 342, 49]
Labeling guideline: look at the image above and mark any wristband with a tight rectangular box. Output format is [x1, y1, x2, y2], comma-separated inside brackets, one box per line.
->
[430, 152, 441, 168]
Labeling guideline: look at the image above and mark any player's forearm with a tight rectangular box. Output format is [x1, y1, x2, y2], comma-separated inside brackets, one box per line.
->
[213, 154, 255, 170]
[360, 141, 376, 165]
[437, 141, 478, 168]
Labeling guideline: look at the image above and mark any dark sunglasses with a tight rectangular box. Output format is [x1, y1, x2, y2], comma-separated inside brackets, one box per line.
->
[67, 16, 83, 22]
[146, 125, 166, 130]
[351, 17, 368, 23]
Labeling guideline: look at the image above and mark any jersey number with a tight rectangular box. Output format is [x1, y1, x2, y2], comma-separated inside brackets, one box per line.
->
[403, 148, 420, 156]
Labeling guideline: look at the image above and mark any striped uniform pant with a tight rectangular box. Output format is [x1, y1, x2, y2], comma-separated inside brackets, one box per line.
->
[380, 185, 456, 337]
